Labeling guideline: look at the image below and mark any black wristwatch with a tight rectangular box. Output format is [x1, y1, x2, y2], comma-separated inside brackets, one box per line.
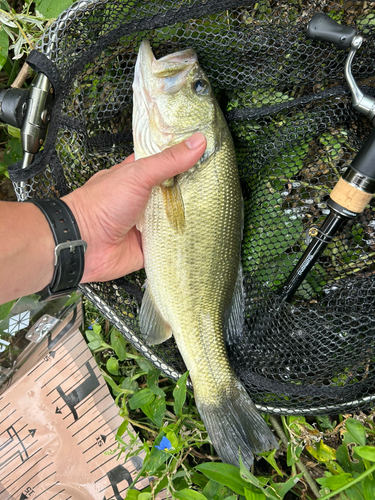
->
[28, 198, 87, 301]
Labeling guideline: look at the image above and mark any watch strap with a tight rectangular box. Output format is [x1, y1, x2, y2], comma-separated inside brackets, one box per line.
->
[28, 198, 87, 300]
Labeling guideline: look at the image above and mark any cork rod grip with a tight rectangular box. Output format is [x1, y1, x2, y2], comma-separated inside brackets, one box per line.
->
[330, 177, 373, 214]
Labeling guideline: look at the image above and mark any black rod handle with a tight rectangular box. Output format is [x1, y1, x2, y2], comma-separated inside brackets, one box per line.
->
[279, 212, 346, 303]
[306, 13, 356, 49]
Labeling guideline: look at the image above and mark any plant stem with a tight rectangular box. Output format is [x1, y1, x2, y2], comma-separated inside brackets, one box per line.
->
[269, 415, 321, 499]
[125, 416, 158, 435]
[11, 61, 32, 88]
[318, 462, 375, 500]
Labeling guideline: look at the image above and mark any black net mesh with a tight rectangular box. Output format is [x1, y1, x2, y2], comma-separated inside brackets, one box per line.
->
[9, 0, 375, 414]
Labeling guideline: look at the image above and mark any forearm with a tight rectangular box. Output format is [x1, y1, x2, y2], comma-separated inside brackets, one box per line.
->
[0, 201, 55, 304]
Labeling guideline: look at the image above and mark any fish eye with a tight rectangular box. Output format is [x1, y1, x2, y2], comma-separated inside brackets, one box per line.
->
[193, 79, 210, 95]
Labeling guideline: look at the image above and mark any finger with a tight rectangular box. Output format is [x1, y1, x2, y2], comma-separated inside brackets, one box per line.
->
[127, 132, 206, 190]
[111, 152, 135, 171]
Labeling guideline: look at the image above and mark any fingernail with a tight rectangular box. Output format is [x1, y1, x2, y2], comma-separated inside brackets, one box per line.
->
[185, 132, 206, 149]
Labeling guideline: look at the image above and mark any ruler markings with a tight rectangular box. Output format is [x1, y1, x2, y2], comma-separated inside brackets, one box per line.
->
[28, 471, 57, 496]
[72, 401, 115, 438]
[56, 362, 100, 400]
[27, 340, 66, 377]
[45, 354, 93, 395]
[55, 362, 100, 422]
[77, 414, 118, 445]
[0, 305, 150, 499]
[68, 360, 101, 394]
[90, 453, 120, 474]
[38, 351, 73, 386]
[83, 431, 112, 455]
[0, 417, 22, 436]
[41, 348, 86, 389]
[34, 481, 59, 499]
[0, 409, 16, 426]
[98, 463, 137, 498]
[0, 402, 10, 414]
[48, 488, 65, 500]
[86, 441, 119, 464]
[0, 426, 35, 472]
[0, 451, 45, 488]
[66, 386, 108, 427]
[11, 461, 53, 496]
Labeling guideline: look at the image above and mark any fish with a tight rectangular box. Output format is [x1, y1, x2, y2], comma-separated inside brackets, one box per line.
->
[132, 40, 278, 468]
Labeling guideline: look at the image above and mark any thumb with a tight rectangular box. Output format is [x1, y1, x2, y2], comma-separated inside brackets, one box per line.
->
[128, 131, 207, 189]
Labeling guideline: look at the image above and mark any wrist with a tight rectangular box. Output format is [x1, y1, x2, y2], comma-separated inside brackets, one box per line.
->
[28, 198, 87, 300]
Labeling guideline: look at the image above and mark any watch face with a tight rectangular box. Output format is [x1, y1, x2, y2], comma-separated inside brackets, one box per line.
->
[0, 293, 80, 390]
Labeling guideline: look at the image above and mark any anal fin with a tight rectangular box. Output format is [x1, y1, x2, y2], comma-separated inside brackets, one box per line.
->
[224, 264, 245, 346]
[140, 286, 172, 345]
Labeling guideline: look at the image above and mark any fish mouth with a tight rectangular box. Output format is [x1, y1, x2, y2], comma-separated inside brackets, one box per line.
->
[135, 40, 198, 95]
[133, 40, 199, 158]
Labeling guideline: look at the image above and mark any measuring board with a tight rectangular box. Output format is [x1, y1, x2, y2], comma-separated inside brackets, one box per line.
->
[0, 301, 151, 500]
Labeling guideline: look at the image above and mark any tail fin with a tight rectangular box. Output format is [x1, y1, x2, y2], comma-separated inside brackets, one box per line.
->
[196, 380, 278, 469]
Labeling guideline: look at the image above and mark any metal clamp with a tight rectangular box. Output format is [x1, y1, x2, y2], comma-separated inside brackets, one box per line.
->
[26, 314, 59, 343]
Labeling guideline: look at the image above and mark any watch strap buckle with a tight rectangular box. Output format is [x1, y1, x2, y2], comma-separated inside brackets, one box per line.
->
[54, 240, 87, 266]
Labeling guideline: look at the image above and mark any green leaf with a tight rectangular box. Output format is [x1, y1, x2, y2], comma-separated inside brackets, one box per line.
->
[202, 479, 229, 499]
[345, 418, 367, 446]
[0, 161, 9, 178]
[106, 357, 120, 376]
[259, 449, 283, 476]
[121, 377, 138, 393]
[138, 494, 151, 500]
[316, 473, 353, 490]
[92, 323, 102, 335]
[147, 369, 165, 397]
[306, 440, 337, 463]
[244, 486, 266, 500]
[136, 357, 154, 373]
[354, 446, 375, 462]
[192, 472, 209, 490]
[272, 473, 303, 498]
[125, 490, 140, 500]
[287, 442, 303, 467]
[362, 474, 375, 500]
[336, 444, 352, 473]
[110, 329, 128, 361]
[143, 447, 170, 475]
[4, 137, 23, 166]
[173, 371, 189, 415]
[7, 125, 20, 138]
[87, 339, 103, 350]
[196, 463, 250, 495]
[35, 0, 74, 18]
[102, 373, 122, 397]
[0, 27, 9, 71]
[173, 489, 207, 500]
[129, 388, 155, 410]
[0, 299, 16, 321]
[63, 291, 81, 307]
[141, 394, 166, 427]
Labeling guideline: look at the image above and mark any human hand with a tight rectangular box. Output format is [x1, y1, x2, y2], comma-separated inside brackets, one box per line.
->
[62, 132, 206, 283]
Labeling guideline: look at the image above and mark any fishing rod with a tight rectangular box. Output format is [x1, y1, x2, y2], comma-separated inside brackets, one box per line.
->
[279, 13, 375, 303]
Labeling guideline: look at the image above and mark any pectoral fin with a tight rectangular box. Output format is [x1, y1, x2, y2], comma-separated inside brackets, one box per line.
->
[160, 178, 185, 233]
[140, 287, 173, 345]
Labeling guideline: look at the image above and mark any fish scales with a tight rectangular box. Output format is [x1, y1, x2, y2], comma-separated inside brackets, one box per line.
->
[143, 135, 241, 402]
[133, 40, 278, 468]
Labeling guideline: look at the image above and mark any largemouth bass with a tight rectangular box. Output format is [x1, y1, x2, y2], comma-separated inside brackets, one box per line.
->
[132, 40, 277, 467]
